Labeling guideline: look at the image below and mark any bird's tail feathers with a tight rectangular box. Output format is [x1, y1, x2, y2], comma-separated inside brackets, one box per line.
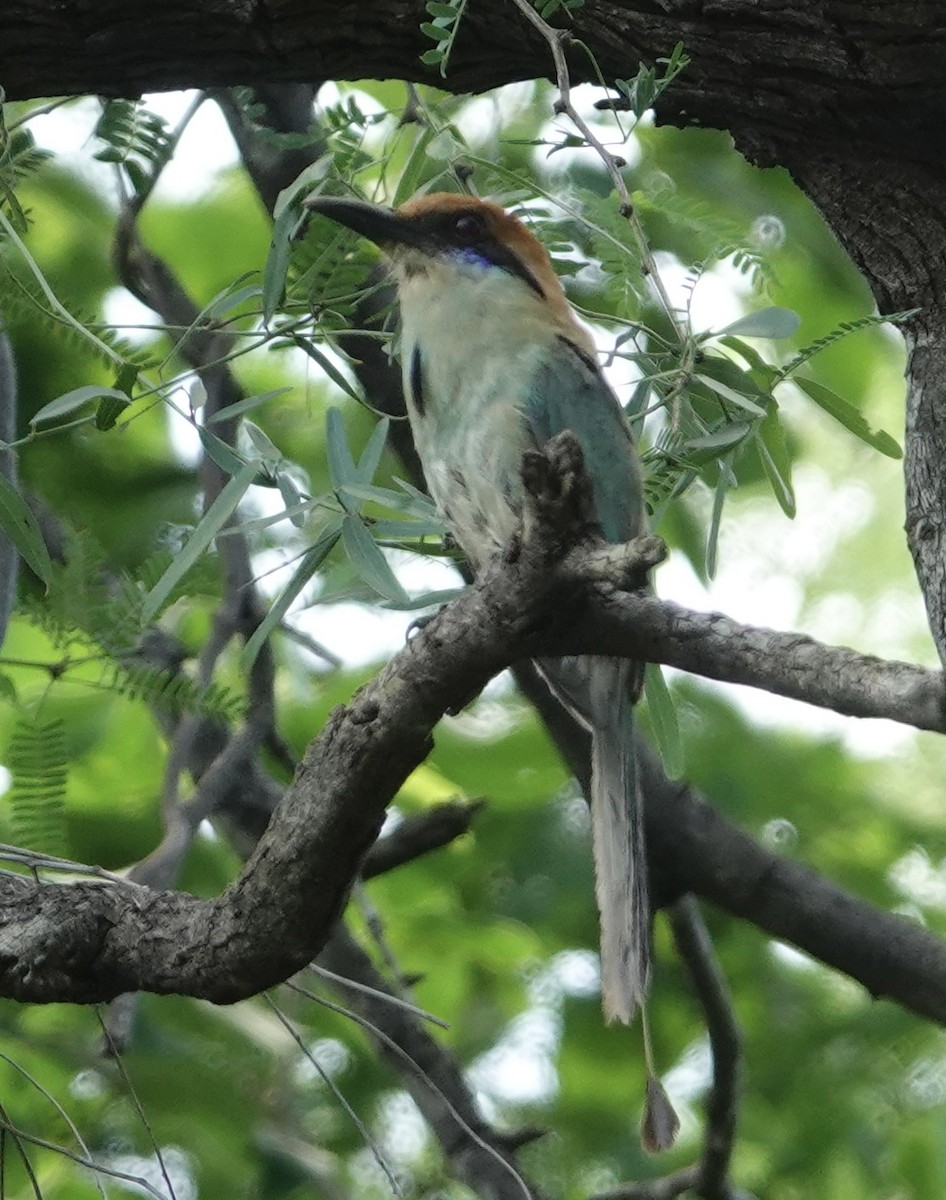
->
[590, 683, 649, 1023]
[537, 655, 649, 1024]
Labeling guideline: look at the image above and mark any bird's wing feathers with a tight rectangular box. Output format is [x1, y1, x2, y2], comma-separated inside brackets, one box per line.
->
[521, 335, 643, 543]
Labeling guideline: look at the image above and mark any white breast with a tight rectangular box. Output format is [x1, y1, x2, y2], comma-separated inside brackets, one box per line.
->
[397, 261, 557, 564]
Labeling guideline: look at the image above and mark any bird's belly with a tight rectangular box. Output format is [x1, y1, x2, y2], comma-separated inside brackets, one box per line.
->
[400, 284, 554, 565]
[416, 409, 528, 567]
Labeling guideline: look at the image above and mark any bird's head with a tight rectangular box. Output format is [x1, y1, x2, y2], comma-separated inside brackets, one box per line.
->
[304, 191, 582, 335]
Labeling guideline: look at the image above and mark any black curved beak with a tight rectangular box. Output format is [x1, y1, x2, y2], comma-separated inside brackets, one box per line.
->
[303, 195, 428, 251]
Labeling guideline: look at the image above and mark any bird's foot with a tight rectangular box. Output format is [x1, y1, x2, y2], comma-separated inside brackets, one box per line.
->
[519, 431, 597, 560]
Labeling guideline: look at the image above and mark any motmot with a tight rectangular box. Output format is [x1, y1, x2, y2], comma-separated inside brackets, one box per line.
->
[306, 191, 649, 1024]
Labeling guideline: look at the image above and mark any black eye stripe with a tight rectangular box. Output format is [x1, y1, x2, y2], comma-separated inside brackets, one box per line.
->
[408, 210, 546, 299]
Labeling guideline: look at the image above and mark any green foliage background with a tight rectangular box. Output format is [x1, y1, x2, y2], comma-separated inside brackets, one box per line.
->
[0, 75, 944, 1200]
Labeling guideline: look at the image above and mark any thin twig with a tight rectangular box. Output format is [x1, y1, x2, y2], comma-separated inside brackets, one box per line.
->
[507, 0, 684, 339]
[263, 993, 403, 1197]
[309, 963, 450, 1028]
[0, 1113, 168, 1200]
[295, 926, 544, 1200]
[670, 897, 741, 1200]
[0, 1051, 108, 1200]
[97, 1010, 178, 1200]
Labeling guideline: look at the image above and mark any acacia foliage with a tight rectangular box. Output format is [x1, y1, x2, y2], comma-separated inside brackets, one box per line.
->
[0, 76, 940, 1200]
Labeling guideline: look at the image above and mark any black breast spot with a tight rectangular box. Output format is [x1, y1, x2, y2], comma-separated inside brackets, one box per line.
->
[409, 345, 426, 417]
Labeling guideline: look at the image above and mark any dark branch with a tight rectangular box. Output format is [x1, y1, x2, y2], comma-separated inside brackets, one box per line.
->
[671, 898, 741, 1200]
[567, 581, 946, 734]
[361, 799, 485, 880]
[639, 741, 946, 1027]
[1, 437, 945, 1026]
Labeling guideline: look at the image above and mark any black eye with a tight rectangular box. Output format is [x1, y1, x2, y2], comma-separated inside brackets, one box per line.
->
[453, 213, 483, 241]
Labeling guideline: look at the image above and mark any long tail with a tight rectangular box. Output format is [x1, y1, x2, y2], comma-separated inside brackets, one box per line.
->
[538, 655, 649, 1023]
[589, 660, 649, 1023]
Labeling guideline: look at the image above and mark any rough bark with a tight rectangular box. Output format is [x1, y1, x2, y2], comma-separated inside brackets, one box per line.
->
[3, 2, 945, 152]
[3, 502, 946, 1023]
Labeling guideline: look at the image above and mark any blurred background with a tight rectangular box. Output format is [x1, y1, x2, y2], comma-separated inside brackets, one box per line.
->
[0, 78, 942, 1199]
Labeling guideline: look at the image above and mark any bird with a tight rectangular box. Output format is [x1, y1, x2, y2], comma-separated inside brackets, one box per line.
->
[306, 190, 649, 1023]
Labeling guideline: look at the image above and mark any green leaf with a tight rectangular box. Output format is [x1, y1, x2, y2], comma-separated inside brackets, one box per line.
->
[643, 664, 683, 779]
[9, 714, 68, 855]
[0, 181, 29, 236]
[420, 48, 445, 65]
[276, 473, 306, 528]
[717, 336, 778, 388]
[420, 21, 449, 39]
[272, 159, 331, 221]
[372, 517, 446, 539]
[30, 385, 130, 427]
[143, 458, 260, 622]
[262, 200, 304, 322]
[326, 408, 358, 504]
[0, 471, 52, 586]
[125, 159, 149, 198]
[291, 336, 364, 404]
[355, 418, 390, 484]
[242, 520, 343, 668]
[339, 481, 439, 519]
[393, 125, 441, 207]
[392, 478, 442, 520]
[705, 450, 734, 579]
[694, 373, 766, 417]
[113, 361, 140, 395]
[204, 282, 262, 322]
[198, 426, 251, 478]
[426, 1, 458, 15]
[697, 353, 769, 397]
[376, 584, 465, 610]
[713, 307, 801, 341]
[685, 420, 752, 460]
[756, 406, 796, 517]
[94, 392, 131, 431]
[341, 514, 409, 605]
[793, 376, 902, 458]
[244, 420, 283, 464]
[206, 388, 293, 425]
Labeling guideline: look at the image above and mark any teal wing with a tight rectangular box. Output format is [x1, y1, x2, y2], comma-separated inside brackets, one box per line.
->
[522, 336, 643, 543]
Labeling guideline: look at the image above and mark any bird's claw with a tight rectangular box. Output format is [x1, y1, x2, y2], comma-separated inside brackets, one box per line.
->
[405, 610, 442, 641]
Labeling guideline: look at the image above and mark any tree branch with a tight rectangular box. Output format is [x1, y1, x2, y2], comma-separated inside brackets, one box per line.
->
[566, 580, 946, 733]
[639, 740, 946, 1027]
[670, 898, 741, 1200]
[1, 439, 945, 1027]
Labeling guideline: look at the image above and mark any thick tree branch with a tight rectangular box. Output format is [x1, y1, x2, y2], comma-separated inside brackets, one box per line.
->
[4, 1, 945, 177]
[0, 444, 592, 1005]
[1, 439, 945, 1027]
[566, 580, 946, 733]
[639, 740, 946, 1027]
